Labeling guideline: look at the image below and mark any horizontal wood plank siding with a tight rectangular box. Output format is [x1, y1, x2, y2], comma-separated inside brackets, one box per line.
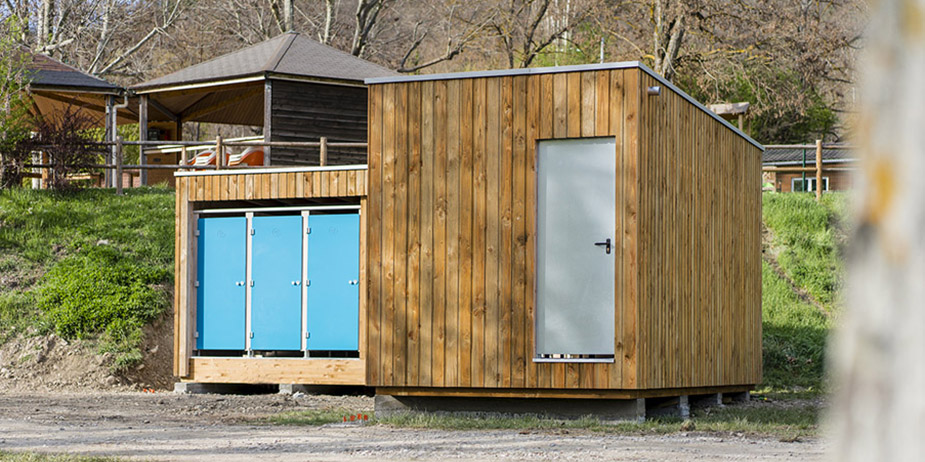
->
[270, 80, 367, 165]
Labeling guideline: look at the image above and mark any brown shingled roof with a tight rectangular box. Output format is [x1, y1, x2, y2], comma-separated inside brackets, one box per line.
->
[133, 32, 395, 91]
[25, 50, 121, 93]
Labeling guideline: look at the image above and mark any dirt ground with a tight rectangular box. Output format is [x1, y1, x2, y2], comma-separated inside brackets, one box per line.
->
[0, 313, 175, 393]
[0, 391, 825, 461]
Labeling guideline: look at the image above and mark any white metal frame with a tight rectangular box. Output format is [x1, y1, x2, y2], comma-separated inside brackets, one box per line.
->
[244, 212, 254, 353]
[791, 176, 830, 192]
[301, 210, 310, 353]
[191, 204, 360, 357]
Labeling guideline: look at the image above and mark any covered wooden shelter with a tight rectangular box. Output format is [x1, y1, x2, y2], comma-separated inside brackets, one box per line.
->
[131, 32, 395, 182]
[25, 51, 128, 127]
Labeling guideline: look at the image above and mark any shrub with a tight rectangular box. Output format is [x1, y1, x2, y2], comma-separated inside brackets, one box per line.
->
[36, 245, 169, 340]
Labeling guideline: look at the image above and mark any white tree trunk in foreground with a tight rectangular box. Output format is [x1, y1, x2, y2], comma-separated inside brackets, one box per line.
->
[829, 0, 925, 460]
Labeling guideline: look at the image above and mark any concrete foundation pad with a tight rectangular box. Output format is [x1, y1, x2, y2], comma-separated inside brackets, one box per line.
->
[375, 395, 647, 422]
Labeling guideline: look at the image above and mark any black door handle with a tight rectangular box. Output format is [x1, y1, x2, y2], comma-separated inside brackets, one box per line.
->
[594, 238, 612, 254]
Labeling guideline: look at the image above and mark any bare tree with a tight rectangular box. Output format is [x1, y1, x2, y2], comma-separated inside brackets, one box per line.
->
[351, 0, 389, 57]
[485, 0, 593, 68]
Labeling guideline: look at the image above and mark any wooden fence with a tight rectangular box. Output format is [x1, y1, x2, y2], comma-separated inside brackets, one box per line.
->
[24, 137, 368, 195]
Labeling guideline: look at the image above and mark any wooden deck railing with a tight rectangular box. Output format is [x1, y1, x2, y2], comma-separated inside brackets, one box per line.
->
[24, 136, 368, 195]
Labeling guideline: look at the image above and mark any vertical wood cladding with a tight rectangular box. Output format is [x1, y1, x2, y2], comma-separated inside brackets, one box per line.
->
[367, 67, 762, 391]
[270, 80, 368, 165]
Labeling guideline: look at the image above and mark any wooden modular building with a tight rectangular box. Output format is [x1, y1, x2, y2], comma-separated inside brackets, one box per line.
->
[173, 62, 763, 402]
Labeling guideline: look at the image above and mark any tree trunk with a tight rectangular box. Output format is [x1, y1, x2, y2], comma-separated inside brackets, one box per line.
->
[830, 0, 925, 460]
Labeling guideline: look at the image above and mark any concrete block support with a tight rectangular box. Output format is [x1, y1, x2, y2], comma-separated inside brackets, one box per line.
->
[375, 395, 647, 422]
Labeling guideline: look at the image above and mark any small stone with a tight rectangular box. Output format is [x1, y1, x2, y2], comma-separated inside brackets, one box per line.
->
[148, 345, 158, 354]
[96, 239, 110, 246]
[292, 392, 305, 399]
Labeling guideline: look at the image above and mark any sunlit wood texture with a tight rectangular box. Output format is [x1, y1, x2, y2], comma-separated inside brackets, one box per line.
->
[172, 168, 368, 380]
[636, 72, 763, 390]
[367, 67, 762, 392]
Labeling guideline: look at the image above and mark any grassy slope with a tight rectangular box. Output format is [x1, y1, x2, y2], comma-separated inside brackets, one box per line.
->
[0, 187, 174, 370]
[760, 191, 848, 392]
[0, 188, 845, 392]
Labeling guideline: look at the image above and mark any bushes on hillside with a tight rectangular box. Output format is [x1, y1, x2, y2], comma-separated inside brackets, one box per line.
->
[35, 245, 169, 371]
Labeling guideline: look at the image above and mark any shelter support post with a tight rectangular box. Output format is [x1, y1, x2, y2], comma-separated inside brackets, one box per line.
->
[139, 95, 149, 185]
[815, 139, 823, 202]
[320, 137, 328, 166]
[263, 80, 272, 166]
[116, 136, 124, 195]
[104, 95, 114, 188]
[215, 136, 223, 170]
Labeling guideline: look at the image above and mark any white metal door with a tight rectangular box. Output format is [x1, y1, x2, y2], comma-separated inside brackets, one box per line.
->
[535, 137, 616, 359]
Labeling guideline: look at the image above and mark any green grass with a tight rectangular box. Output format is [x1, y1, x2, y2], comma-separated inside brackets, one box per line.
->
[270, 399, 821, 438]
[762, 192, 849, 310]
[0, 187, 175, 371]
[760, 261, 831, 391]
[759, 191, 847, 393]
[0, 452, 129, 462]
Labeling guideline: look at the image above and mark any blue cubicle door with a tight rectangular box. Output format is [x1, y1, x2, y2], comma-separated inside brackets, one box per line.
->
[250, 215, 304, 351]
[306, 213, 360, 351]
[196, 216, 247, 350]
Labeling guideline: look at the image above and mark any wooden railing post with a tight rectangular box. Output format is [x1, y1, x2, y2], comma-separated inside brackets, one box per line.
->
[815, 139, 823, 202]
[215, 136, 223, 170]
[116, 136, 124, 195]
[180, 146, 188, 168]
[319, 136, 328, 166]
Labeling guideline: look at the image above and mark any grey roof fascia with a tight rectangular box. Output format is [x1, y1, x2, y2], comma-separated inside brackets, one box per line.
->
[29, 84, 123, 95]
[364, 61, 641, 84]
[764, 158, 859, 166]
[132, 74, 266, 94]
[365, 61, 764, 151]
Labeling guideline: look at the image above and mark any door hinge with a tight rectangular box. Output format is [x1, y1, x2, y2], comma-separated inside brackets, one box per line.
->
[305, 332, 310, 339]
[306, 227, 311, 234]
[194, 280, 199, 287]
[194, 331, 199, 338]
[249, 332, 254, 339]
[250, 280, 255, 287]
[194, 230, 200, 237]
[250, 228, 255, 235]
[305, 279, 310, 286]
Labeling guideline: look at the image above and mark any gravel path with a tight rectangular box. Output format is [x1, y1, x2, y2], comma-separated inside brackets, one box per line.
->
[0, 392, 825, 461]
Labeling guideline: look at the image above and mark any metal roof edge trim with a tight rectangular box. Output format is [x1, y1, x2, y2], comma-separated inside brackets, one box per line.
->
[365, 61, 763, 151]
[364, 61, 642, 84]
[764, 158, 859, 166]
[174, 164, 368, 177]
[132, 75, 265, 94]
[29, 85, 123, 95]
